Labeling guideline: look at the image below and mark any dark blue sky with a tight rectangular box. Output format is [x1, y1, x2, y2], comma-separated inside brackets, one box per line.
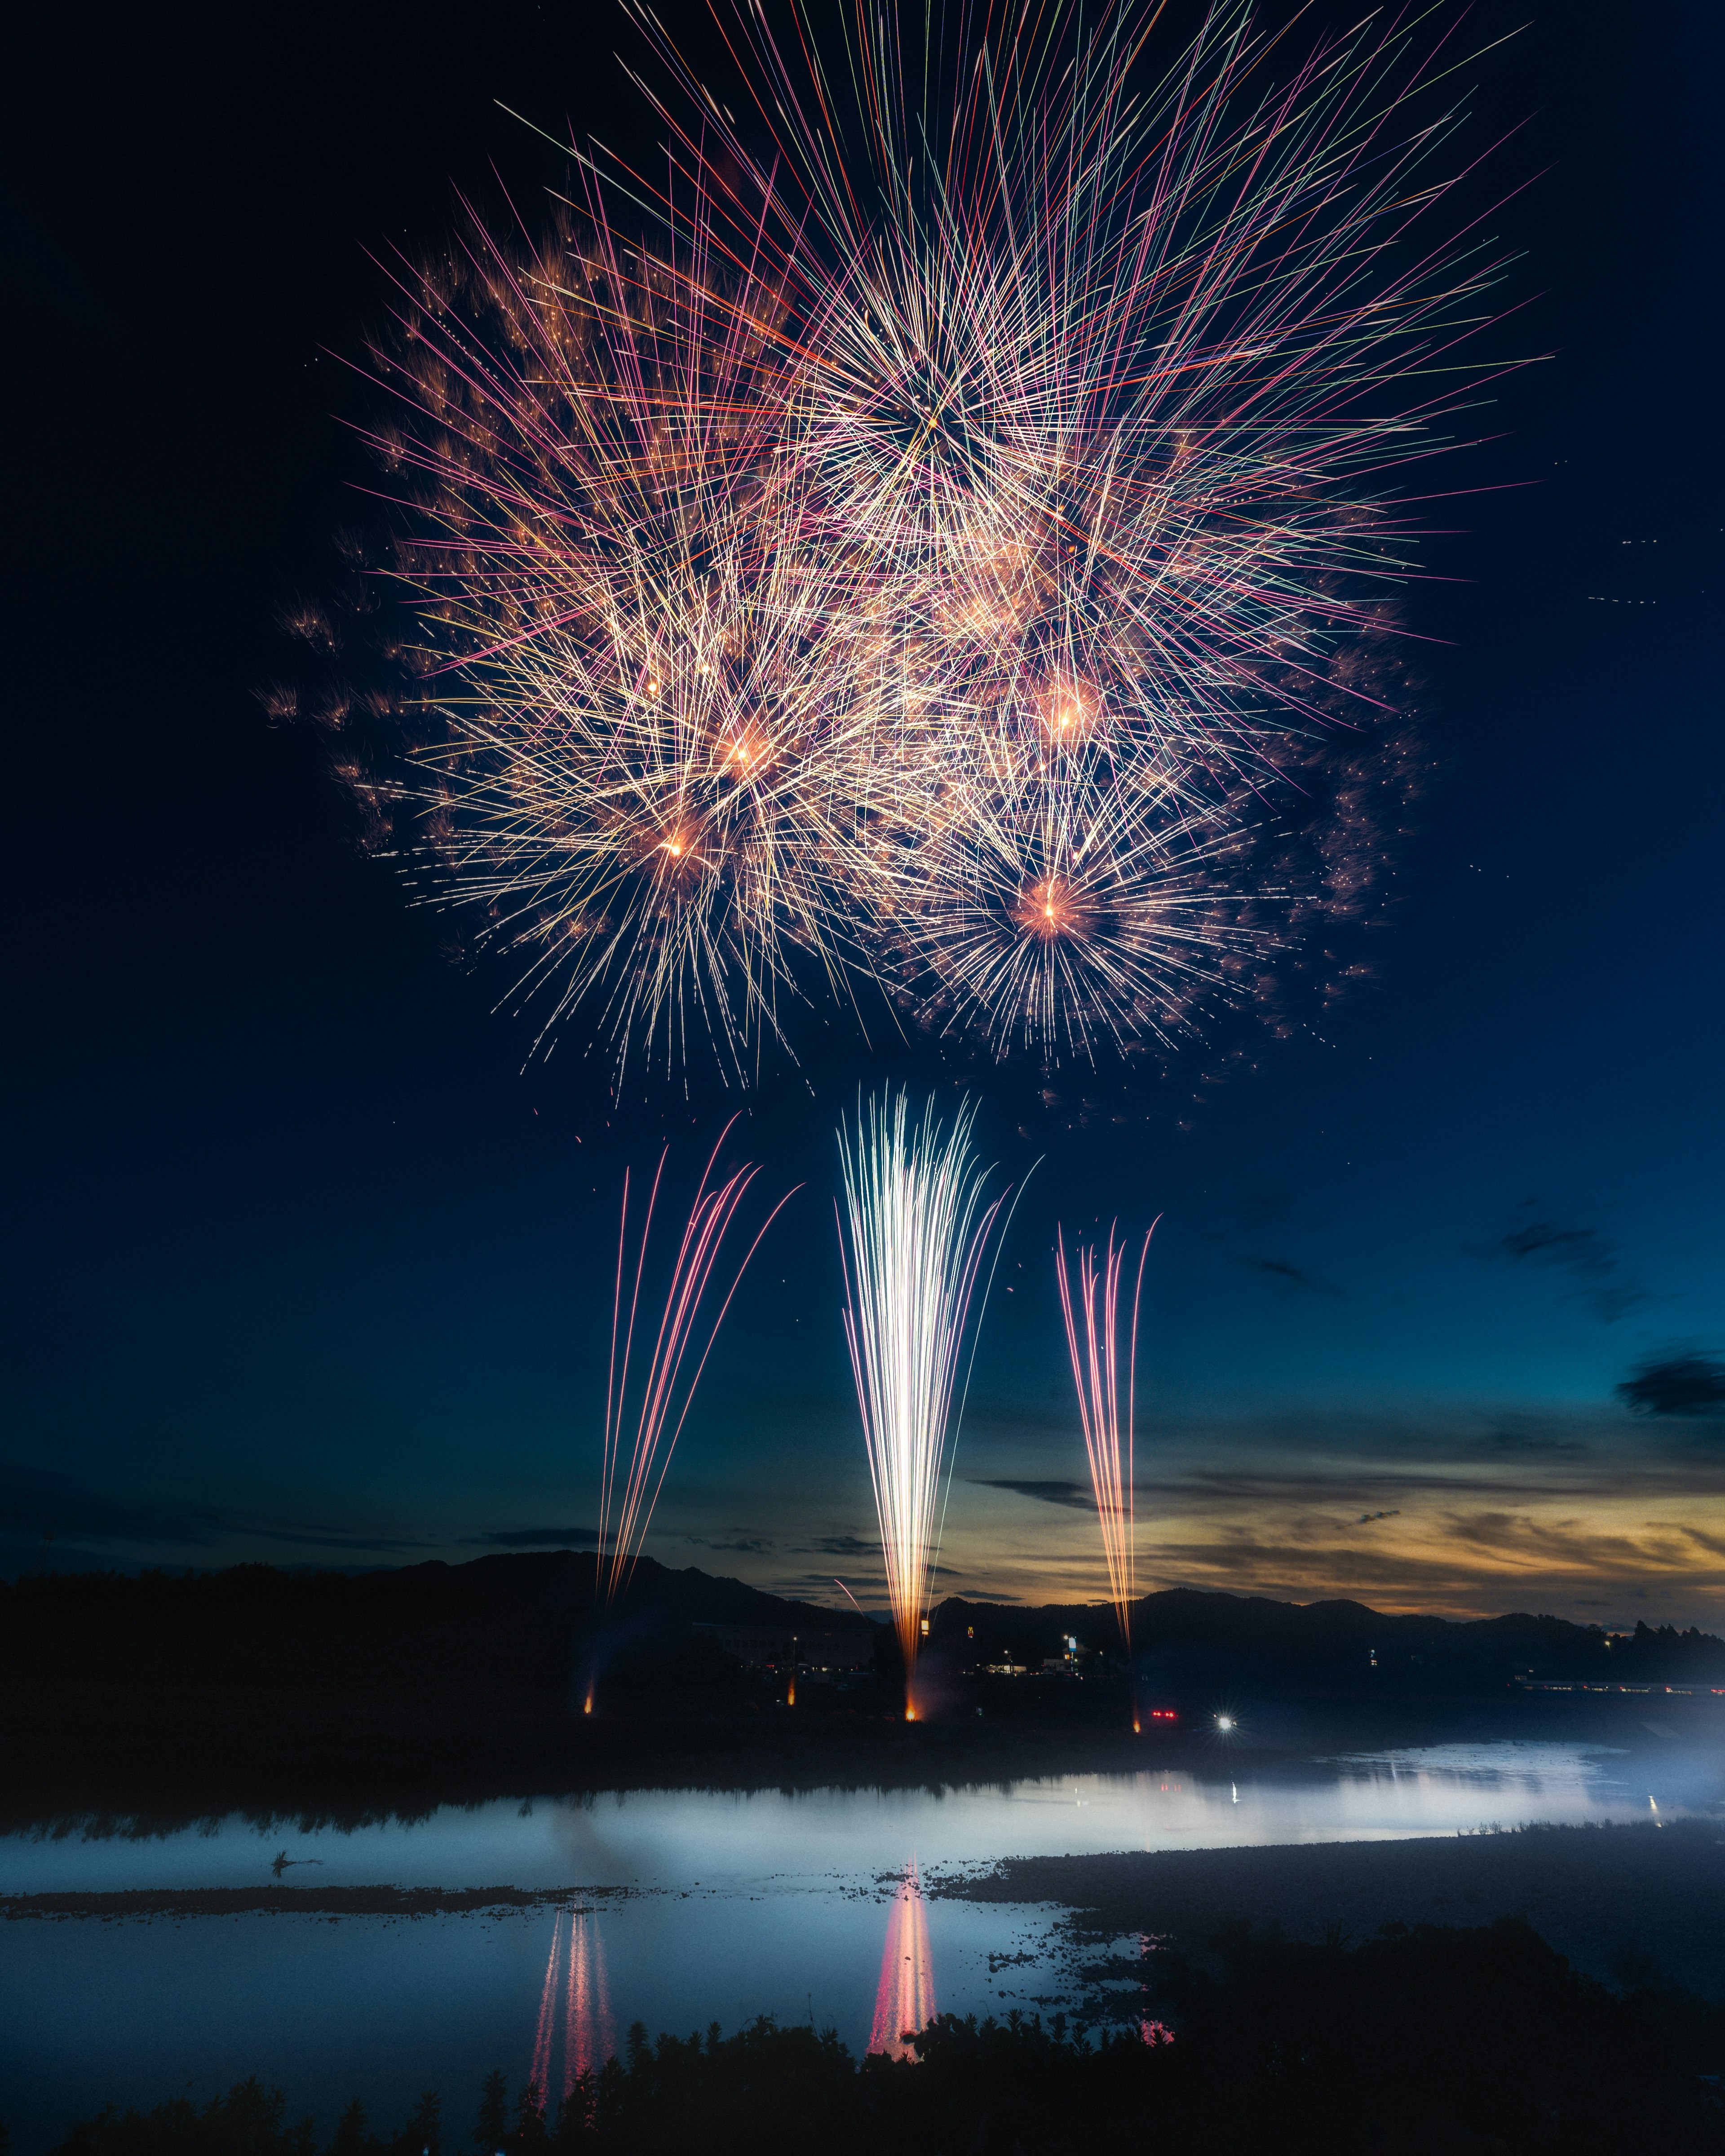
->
[4, 0, 1720, 1624]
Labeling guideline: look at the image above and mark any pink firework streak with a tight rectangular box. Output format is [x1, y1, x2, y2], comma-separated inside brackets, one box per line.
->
[869, 1859, 937, 2059]
[598, 1124, 798, 1609]
[1056, 1224, 1156, 1673]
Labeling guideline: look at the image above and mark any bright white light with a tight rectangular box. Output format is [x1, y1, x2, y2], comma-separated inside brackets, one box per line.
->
[1216, 1714, 1234, 1731]
[838, 1092, 1006, 1698]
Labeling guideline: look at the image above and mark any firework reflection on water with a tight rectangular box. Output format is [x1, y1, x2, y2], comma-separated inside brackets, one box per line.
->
[531, 1905, 616, 2099]
[868, 1860, 936, 2060]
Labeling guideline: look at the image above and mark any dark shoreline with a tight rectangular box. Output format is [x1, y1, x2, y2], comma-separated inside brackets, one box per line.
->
[933, 1817, 1725, 2002]
[0, 1882, 637, 1921]
[5, 1686, 1719, 1839]
[12, 1819, 1722, 2004]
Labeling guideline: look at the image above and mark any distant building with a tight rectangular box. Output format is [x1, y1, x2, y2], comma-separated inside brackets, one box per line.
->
[691, 1621, 875, 1682]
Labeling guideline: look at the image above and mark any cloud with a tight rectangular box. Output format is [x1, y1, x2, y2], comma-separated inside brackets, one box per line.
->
[2, 1463, 226, 1549]
[1356, 1509, 1400, 1524]
[976, 1459, 1645, 1517]
[1616, 1352, 1725, 1418]
[1463, 1429, 1587, 1458]
[807, 1533, 879, 1555]
[1131, 1529, 1486, 1598]
[245, 1525, 433, 1552]
[971, 1478, 1095, 1511]
[684, 1533, 776, 1554]
[462, 1526, 602, 1548]
[0, 1464, 430, 1559]
[1474, 1201, 1647, 1322]
[773, 1570, 888, 1599]
[1232, 1255, 1342, 1297]
[1436, 1508, 1711, 1578]
[1234, 1189, 1302, 1231]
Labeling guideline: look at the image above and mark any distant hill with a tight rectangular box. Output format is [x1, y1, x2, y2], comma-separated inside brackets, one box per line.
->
[9, 1553, 1721, 1702]
[935, 1587, 1725, 1692]
[4, 1556, 1719, 1819]
[0, 1546, 874, 1719]
[387, 1548, 876, 1633]
[0, 1550, 881, 1817]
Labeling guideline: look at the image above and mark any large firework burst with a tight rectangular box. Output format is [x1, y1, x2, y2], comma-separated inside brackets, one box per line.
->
[300, 0, 1520, 1079]
[354, 209, 884, 1072]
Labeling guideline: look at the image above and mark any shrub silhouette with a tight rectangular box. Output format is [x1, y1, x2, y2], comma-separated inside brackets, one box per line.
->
[37, 1921, 1725, 2156]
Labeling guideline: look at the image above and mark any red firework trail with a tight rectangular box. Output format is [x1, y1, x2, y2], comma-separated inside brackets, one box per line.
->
[1056, 1222, 1157, 1660]
[869, 1859, 936, 2060]
[599, 1122, 797, 1606]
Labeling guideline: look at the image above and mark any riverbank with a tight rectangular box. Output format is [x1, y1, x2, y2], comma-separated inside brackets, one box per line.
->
[0, 1881, 636, 1922]
[5, 1687, 1721, 1839]
[933, 1816, 1725, 2000]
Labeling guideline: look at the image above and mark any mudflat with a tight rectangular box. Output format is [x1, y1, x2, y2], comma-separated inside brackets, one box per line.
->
[933, 1818, 1725, 1998]
[0, 1882, 635, 1922]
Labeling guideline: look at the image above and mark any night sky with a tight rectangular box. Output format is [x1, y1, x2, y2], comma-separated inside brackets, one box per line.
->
[6, 0, 1720, 1626]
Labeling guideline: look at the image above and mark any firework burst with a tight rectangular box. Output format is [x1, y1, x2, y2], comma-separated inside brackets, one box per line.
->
[837, 1091, 1008, 1718]
[351, 205, 895, 1077]
[303, 0, 1521, 1079]
[881, 729, 1273, 1060]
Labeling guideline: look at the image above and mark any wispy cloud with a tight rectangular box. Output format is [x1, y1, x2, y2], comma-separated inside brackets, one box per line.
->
[460, 1526, 601, 1548]
[1461, 1429, 1588, 1459]
[1473, 1200, 1649, 1321]
[970, 1478, 1094, 1511]
[0, 1465, 430, 1561]
[943, 1395, 1725, 1626]
[1231, 1254, 1343, 1297]
[1616, 1351, 1725, 1418]
[771, 1569, 888, 1599]
[1437, 1509, 1711, 1579]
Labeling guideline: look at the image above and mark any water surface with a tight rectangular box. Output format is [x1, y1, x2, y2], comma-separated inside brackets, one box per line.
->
[4, 1741, 1715, 2152]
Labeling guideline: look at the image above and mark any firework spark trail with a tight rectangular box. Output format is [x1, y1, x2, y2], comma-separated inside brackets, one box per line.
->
[598, 1124, 797, 1608]
[868, 1858, 936, 2059]
[1056, 1225, 1157, 1670]
[352, 201, 892, 1079]
[634, 0, 1521, 747]
[893, 742, 1273, 1060]
[318, 1, 1526, 1076]
[837, 1092, 1007, 1718]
